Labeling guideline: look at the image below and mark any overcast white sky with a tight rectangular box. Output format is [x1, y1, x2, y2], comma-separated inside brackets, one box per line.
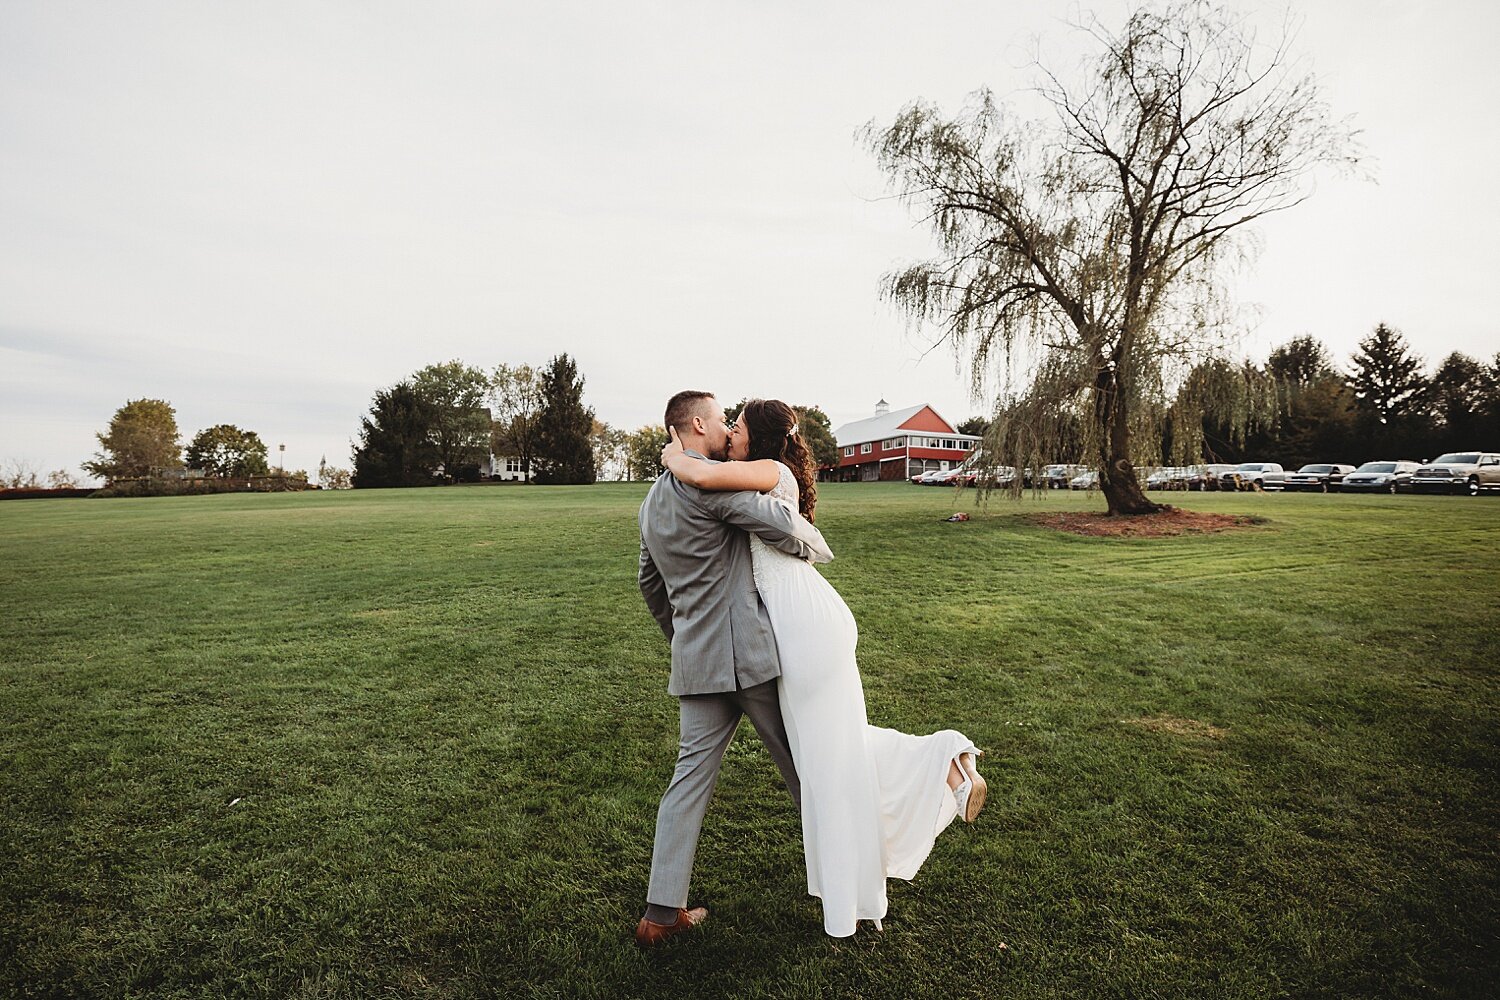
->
[3, 0, 1497, 480]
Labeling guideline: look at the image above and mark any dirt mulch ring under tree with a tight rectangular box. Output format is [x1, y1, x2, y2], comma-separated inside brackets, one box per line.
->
[1026, 507, 1267, 538]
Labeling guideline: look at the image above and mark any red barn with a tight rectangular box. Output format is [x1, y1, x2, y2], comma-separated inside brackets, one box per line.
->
[827, 400, 980, 482]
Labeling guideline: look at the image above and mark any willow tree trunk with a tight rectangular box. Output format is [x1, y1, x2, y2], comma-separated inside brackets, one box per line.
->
[1095, 363, 1164, 516]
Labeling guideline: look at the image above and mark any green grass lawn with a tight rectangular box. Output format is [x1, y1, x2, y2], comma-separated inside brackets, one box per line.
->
[2, 484, 1497, 999]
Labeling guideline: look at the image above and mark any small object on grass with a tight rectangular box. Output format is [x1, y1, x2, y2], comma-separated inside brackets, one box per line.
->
[944, 512, 970, 522]
[228, 797, 243, 807]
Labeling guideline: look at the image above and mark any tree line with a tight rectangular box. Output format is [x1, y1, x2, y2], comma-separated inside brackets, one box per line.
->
[74, 399, 327, 494]
[1181, 326, 1500, 468]
[354, 357, 849, 488]
[953, 326, 1500, 471]
[353, 354, 597, 487]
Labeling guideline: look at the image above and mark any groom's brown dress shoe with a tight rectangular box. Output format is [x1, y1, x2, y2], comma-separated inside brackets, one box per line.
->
[635, 906, 709, 948]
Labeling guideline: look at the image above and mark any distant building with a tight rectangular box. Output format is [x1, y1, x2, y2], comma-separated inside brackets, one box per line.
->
[486, 455, 531, 482]
[828, 399, 979, 482]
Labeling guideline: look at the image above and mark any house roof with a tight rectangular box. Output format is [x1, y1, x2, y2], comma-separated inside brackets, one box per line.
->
[833, 403, 975, 446]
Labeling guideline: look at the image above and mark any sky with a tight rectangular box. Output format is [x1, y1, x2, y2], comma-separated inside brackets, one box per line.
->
[3, 0, 1497, 482]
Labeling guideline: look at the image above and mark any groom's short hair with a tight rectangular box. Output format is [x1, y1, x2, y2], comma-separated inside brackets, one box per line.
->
[664, 390, 716, 435]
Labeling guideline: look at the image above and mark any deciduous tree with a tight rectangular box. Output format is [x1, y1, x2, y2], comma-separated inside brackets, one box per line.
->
[793, 405, 838, 470]
[625, 425, 669, 481]
[317, 455, 352, 490]
[412, 361, 491, 481]
[83, 399, 184, 481]
[2, 459, 41, 489]
[489, 363, 545, 480]
[186, 424, 270, 478]
[867, 1, 1357, 513]
[590, 420, 629, 481]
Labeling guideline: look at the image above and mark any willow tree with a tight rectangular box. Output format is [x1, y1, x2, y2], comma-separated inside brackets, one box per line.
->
[868, 1, 1359, 514]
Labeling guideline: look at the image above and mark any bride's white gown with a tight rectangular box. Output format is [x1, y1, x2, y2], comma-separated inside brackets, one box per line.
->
[749, 462, 977, 937]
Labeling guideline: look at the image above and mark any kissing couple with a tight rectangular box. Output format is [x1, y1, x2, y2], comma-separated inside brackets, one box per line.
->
[635, 391, 985, 945]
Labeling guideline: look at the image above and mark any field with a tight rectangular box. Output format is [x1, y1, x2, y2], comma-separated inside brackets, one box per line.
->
[2, 484, 1497, 999]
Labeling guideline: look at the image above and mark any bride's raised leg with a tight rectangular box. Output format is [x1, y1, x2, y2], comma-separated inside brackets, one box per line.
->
[950, 749, 986, 823]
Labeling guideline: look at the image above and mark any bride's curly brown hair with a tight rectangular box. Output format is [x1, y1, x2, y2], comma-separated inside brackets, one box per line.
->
[740, 398, 818, 523]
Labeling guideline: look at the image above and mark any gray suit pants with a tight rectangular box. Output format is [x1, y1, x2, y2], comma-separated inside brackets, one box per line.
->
[646, 678, 801, 908]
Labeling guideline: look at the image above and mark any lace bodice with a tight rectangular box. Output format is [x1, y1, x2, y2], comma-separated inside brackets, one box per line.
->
[766, 460, 799, 511]
[749, 461, 807, 592]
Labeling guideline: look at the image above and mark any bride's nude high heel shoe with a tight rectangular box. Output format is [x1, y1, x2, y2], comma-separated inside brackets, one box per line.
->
[951, 750, 987, 823]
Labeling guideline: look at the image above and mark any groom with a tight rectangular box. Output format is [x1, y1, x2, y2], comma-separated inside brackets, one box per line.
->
[634, 390, 833, 948]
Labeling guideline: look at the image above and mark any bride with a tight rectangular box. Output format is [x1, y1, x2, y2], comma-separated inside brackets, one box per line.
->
[660, 398, 985, 938]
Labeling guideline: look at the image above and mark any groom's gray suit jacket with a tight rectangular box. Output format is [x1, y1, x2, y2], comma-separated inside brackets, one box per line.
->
[638, 453, 833, 696]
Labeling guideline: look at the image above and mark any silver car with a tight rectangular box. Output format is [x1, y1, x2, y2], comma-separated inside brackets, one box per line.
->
[1339, 460, 1420, 494]
[1069, 470, 1098, 490]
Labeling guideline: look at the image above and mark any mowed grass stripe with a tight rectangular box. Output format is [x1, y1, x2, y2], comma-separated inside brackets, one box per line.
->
[1, 485, 1496, 998]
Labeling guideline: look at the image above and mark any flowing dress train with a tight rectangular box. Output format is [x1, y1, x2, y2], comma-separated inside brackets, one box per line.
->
[749, 462, 976, 937]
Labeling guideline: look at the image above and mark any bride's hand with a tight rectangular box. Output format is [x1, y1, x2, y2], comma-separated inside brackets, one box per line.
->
[660, 426, 685, 467]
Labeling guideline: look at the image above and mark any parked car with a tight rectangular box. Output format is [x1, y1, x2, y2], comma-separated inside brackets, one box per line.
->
[1409, 452, 1500, 495]
[985, 466, 1019, 489]
[1145, 467, 1182, 490]
[1193, 464, 1238, 490]
[1217, 462, 1285, 491]
[1069, 470, 1098, 490]
[1042, 464, 1087, 489]
[1283, 463, 1357, 492]
[1147, 466, 1217, 490]
[1338, 460, 1421, 494]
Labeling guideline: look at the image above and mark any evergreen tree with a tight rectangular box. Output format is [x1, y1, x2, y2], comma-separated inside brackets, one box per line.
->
[1347, 323, 1429, 457]
[1348, 323, 1428, 427]
[1483, 353, 1500, 443]
[1427, 352, 1487, 449]
[1275, 379, 1361, 467]
[352, 382, 439, 488]
[1267, 335, 1336, 388]
[532, 354, 596, 485]
[1264, 335, 1356, 464]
